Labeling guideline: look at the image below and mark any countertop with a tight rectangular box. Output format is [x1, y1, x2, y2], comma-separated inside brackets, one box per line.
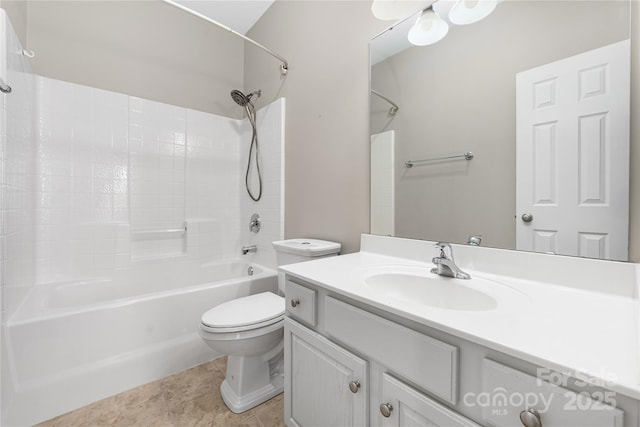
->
[280, 250, 640, 400]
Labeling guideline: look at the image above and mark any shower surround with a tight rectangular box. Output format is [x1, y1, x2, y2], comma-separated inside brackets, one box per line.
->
[1, 11, 285, 425]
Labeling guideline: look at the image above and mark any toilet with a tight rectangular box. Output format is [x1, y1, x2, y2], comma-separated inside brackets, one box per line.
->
[199, 238, 341, 413]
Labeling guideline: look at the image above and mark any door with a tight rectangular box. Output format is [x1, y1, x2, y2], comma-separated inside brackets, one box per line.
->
[516, 40, 630, 260]
[379, 373, 479, 427]
[371, 130, 396, 236]
[285, 318, 367, 427]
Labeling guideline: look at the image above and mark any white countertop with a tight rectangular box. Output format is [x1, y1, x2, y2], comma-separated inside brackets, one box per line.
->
[280, 249, 640, 400]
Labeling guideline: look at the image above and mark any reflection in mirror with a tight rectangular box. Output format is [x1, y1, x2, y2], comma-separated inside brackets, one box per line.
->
[370, 0, 632, 261]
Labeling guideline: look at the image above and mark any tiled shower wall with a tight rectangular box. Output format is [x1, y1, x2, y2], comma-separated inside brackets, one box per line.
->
[33, 77, 287, 287]
[2, 12, 37, 415]
[35, 78, 130, 282]
[5, 73, 283, 318]
[1, 14, 36, 328]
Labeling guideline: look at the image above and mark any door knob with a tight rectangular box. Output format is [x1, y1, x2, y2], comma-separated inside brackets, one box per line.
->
[519, 409, 542, 427]
[380, 403, 393, 418]
[521, 213, 534, 223]
[348, 381, 360, 393]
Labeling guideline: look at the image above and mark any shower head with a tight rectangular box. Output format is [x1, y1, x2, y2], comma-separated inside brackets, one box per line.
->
[230, 89, 261, 107]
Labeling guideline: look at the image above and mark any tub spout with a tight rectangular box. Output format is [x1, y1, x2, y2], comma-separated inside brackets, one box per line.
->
[242, 245, 257, 255]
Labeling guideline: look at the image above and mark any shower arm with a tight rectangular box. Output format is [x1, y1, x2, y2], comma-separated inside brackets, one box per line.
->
[164, 0, 289, 75]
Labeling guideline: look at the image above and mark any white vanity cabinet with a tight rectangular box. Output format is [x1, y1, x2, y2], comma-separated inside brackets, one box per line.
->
[283, 275, 637, 427]
[284, 277, 478, 427]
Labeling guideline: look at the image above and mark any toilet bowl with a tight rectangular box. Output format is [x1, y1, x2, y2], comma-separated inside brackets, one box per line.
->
[200, 239, 341, 413]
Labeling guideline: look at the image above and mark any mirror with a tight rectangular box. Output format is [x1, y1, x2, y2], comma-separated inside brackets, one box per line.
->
[370, 0, 632, 261]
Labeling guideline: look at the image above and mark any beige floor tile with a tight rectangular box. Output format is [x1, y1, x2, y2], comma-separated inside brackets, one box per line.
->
[37, 357, 284, 427]
[254, 394, 285, 427]
[87, 381, 168, 426]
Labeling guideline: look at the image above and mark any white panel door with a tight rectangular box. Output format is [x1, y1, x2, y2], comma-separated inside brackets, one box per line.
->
[516, 40, 630, 260]
[371, 130, 395, 236]
[284, 318, 367, 427]
[379, 373, 479, 427]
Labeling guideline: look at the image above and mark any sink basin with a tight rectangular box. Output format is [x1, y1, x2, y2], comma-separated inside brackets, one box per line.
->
[359, 266, 510, 311]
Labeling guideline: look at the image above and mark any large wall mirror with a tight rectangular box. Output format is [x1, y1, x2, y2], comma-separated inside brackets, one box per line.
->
[370, 0, 632, 261]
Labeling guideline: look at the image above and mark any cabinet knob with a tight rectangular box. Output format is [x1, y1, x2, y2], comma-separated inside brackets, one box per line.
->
[380, 403, 393, 418]
[290, 298, 300, 308]
[348, 380, 360, 393]
[519, 409, 542, 427]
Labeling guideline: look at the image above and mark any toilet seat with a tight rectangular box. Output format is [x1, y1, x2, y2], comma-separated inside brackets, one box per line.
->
[201, 292, 285, 333]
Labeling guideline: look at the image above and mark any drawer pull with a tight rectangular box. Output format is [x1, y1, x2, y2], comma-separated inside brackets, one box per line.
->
[348, 380, 360, 393]
[380, 403, 393, 418]
[290, 298, 300, 308]
[519, 409, 542, 427]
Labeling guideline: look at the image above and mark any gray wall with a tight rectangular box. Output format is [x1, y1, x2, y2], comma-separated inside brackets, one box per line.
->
[371, 1, 634, 256]
[245, 1, 388, 254]
[3, 1, 244, 118]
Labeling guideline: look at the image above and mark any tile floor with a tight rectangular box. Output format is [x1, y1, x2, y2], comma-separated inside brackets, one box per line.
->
[36, 357, 285, 427]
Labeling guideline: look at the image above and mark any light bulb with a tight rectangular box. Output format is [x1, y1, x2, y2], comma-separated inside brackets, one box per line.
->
[449, 0, 498, 25]
[408, 9, 449, 46]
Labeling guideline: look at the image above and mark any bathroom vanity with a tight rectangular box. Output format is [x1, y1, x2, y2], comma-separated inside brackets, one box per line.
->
[280, 235, 640, 427]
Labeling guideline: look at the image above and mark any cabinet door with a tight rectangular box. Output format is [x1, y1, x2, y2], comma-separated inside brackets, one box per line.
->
[285, 318, 368, 427]
[379, 373, 479, 427]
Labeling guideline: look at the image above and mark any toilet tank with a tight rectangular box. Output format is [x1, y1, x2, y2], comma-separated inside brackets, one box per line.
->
[272, 238, 341, 293]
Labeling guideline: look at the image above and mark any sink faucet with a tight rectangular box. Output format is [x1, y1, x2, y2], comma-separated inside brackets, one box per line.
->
[242, 245, 257, 255]
[431, 242, 471, 280]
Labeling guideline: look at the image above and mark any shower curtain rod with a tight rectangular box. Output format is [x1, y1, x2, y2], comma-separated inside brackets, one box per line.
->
[371, 89, 398, 115]
[164, 0, 289, 75]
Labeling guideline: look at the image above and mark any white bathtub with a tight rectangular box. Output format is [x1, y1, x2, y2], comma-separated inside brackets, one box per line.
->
[3, 258, 278, 426]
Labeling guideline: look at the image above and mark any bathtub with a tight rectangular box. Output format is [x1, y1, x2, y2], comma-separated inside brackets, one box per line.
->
[3, 258, 278, 426]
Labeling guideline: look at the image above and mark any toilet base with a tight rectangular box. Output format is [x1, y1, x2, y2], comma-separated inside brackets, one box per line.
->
[220, 374, 283, 413]
[219, 345, 284, 414]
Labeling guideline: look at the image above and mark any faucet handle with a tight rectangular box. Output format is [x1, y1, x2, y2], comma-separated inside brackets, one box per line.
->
[434, 242, 451, 256]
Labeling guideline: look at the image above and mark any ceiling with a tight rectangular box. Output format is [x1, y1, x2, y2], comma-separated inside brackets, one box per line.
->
[174, 0, 275, 35]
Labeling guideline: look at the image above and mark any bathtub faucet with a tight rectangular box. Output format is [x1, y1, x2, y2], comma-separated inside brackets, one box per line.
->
[242, 245, 257, 255]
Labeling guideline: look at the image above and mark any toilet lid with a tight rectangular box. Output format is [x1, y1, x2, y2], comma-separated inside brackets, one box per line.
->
[201, 292, 285, 329]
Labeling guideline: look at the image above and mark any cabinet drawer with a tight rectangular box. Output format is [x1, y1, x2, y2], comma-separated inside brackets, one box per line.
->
[285, 279, 316, 326]
[482, 359, 624, 427]
[325, 296, 458, 404]
[380, 373, 479, 427]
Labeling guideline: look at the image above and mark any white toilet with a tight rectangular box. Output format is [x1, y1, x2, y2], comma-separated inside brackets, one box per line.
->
[199, 238, 341, 413]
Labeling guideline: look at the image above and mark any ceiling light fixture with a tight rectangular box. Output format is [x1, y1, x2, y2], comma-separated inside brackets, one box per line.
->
[407, 7, 449, 46]
[448, 0, 498, 25]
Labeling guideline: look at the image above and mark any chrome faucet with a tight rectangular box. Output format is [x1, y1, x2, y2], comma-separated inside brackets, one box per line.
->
[242, 245, 257, 255]
[431, 242, 471, 280]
